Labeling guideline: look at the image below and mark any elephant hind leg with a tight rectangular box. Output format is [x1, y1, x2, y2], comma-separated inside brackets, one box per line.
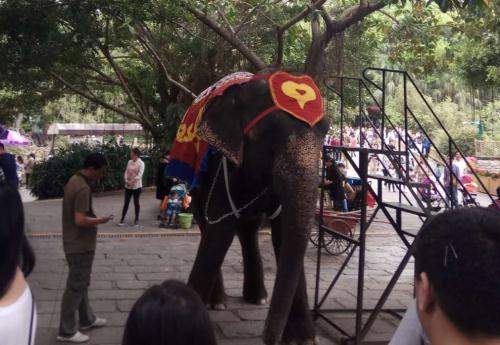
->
[238, 217, 268, 305]
[188, 218, 237, 308]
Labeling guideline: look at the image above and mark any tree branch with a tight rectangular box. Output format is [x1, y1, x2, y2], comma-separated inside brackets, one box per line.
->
[320, 5, 334, 32]
[166, 18, 215, 44]
[135, 23, 196, 99]
[275, 0, 329, 66]
[304, 0, 388, 79]
[99, 44, 149, 121]
[185, 4, 266, 70]
[234, 0, 268, 35]
[46, 70, 144, 124]
[377, 9, 400, 25]
[330, 0, 387, 33]
[217, 7, 236, 35]
[281, 0, 329, 32]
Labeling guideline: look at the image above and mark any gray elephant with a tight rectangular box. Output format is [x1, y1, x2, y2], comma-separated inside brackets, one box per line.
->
[167, 71, 328, 345]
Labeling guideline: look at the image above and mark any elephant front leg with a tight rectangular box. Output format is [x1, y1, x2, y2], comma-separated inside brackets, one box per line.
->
[188, 219, 237, 309]
[238, 218, 268, 305]
[270, 217, 316, 344]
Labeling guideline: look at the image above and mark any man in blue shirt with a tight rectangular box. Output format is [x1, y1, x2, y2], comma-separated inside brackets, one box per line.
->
[0, 143, 19, 189]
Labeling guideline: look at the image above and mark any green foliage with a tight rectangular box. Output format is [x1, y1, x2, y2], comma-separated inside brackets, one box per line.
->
[28, 143, 155, 199]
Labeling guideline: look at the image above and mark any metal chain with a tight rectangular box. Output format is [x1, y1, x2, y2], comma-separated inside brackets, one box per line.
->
[204, 158, 268, 225]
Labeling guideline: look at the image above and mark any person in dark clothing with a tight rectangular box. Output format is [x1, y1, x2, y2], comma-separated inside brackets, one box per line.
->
[0, 143, 19, 189]
[325, 160, 353, 212]
[155, 151, 173, 201]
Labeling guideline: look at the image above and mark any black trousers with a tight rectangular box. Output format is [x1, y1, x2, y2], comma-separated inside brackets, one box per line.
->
[120, 188, 142, 223]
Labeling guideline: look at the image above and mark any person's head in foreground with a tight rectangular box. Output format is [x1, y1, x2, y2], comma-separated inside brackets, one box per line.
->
[122, 280, 217, 345]
[0, 183, 35, 299]
[414, 207, 500, 345]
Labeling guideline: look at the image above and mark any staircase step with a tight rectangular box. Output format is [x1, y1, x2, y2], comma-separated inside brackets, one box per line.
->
[382, 202, 429, 216]
[324, 145, 407, 156]
[367, 175, 427, 188]
[400, 228, 419, 238]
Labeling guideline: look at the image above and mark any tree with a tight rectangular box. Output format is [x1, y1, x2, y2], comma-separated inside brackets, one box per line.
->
[0, 0, 489, 144]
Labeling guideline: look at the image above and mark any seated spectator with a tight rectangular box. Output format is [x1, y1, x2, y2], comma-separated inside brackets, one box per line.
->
[324, 160, 354, 212]
[488, 186, 500, 211]
[122, 280, 217, 345]
[390, 207, 500, 345]
[0, 183, 37, 345]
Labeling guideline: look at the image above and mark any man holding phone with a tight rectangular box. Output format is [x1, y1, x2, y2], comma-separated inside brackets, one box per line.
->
[57, 153, 113, 343]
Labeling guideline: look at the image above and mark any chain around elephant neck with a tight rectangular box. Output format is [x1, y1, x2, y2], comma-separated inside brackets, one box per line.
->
[205, 158, 268, 225]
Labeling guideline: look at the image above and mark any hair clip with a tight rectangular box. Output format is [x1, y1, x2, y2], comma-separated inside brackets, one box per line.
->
[444, 244, 459, 267]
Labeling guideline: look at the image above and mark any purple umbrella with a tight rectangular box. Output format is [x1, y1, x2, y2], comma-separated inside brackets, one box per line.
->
[0, 128, 31, 145]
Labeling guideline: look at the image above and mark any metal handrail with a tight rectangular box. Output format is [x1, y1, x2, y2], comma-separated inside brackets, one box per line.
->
[325, 75, 430, 215]
[362, 67, 496, 208]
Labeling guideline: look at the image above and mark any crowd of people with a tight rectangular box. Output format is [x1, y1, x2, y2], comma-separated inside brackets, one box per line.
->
[324, 125, 481, 208]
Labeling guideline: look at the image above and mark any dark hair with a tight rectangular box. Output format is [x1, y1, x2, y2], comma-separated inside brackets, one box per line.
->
[414, 207, 500, 337]
[337, 163, 345, 168]
[132, 148, 141, 157]
[0, 142, 4, 150]
[497, 186, 500, 199]
[17, 155, 23, 164]
[83, 153, 108, 170]
[122, 280, 217, 345]
[0, 184, 36, 298]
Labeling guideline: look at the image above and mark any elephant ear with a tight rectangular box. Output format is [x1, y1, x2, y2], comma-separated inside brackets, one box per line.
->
[198, 85, 244, 166]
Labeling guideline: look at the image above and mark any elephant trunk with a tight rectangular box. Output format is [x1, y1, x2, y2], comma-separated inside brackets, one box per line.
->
[263, 132, 322, 345]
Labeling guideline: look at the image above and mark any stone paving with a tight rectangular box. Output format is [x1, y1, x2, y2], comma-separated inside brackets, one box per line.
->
[21, 188, 450, 345]
[29, 232, 414, 345]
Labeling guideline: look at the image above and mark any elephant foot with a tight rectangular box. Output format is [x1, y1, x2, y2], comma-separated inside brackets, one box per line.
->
[243, 284, 268, 305]
[207, 303, 227, 310]
[281, 336, 319, 345]
[243, 294, 268, 305]
[281, 316, 317, 345]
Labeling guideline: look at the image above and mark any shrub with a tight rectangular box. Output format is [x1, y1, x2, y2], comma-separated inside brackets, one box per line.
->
[29, 143, 156, 199]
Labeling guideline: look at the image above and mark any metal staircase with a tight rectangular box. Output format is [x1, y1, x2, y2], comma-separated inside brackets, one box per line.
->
[313, 67, 498, 344]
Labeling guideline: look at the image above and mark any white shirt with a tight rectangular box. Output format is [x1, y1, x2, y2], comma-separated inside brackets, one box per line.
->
[0, 286, 37, 345]
[124, 158, 145, 190]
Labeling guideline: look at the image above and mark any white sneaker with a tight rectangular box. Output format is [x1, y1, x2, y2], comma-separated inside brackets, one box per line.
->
[116, 222, 126, 227]
[57, 331, 89, 343]
[80, 317, 107, 330]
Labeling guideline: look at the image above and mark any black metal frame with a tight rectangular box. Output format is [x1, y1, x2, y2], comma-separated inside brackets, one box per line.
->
[313, 67, 498, 344]
[314, 145, 413, 344]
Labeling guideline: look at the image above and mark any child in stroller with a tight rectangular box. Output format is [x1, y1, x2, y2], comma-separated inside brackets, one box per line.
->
[418, 177, 442, 211]
[159, 183, 189, 228]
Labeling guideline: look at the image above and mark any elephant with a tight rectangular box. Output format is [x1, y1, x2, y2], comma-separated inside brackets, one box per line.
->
[173, 71, 328, 345]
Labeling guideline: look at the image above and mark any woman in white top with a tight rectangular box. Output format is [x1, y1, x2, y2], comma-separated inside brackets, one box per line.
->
[0, 183, 37, 345]
[118, 148, 145, 226]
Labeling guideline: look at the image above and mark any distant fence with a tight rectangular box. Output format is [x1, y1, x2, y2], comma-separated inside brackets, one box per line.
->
[475, 139, 500, 158]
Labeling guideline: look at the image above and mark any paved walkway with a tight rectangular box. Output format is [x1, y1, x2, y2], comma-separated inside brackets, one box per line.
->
[24, 186, 494, 345]
[29, 234, 413, 345]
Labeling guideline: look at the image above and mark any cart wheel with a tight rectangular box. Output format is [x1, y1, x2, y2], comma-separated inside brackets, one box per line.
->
[324, 220, 353, 256]
[310, 219, 335, 248]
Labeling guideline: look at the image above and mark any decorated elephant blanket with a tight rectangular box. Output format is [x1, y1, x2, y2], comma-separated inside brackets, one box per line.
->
[166, 71, 323, 187]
